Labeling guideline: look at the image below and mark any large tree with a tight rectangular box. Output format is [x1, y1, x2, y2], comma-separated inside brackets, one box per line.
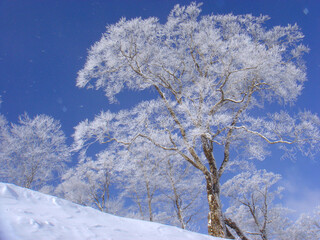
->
[74, 3, 319, 237]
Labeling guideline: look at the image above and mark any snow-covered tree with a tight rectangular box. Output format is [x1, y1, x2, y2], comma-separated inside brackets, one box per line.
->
[222, 170, 320, 240]
[284, 206, 320, 240]
[0, 114, 70, 191]
[118, 141, 165, 222]
[57, 140, 205, 228]
[118, 141, 206, 228]
[74, 2, 320, 237]
[0, 115, 10, 178]
[159, 154, 206, 230]
[222, 170, 292, 240]
[56, 146, 124, 215]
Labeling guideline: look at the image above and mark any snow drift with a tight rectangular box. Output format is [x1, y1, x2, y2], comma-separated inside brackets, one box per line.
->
[0, 182, 221, 240]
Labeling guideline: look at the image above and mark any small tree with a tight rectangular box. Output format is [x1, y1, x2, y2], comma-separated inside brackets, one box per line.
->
[285, 206, 320, 240]
[74, 3, 319, 237]
[0, 114, 70, 191]
[121, 142, 164, 222]
[159, 154, 205, 230]
[61, 138, 206, 227]
[0, 115, 10, 178]
[118, 141, 206, 227]
[56, 149, 124, 215]
[222, 170, 292, 240]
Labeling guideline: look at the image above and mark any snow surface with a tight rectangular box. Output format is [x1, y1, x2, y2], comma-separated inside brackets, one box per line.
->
[0, 182, 222, 240]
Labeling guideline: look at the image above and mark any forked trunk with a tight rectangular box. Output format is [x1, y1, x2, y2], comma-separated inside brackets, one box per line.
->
[201, 136, 227, 237]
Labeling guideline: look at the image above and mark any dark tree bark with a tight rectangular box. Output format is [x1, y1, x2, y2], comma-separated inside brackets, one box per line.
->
[225, 217, 250, 240]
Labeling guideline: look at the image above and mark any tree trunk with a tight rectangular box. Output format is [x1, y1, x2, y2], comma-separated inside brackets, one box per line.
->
[146, 181, 154, 222]
[205, 175, 226, 237]
[201, 135, 226, 237]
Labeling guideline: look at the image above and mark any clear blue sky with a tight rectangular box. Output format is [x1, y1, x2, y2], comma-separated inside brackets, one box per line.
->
[1, 0, 319, 219]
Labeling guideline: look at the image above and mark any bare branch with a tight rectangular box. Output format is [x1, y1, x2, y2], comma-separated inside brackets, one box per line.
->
[225, 218, 250, 240]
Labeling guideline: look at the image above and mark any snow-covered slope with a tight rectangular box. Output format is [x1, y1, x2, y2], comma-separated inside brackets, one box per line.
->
[0, 182, 221, 240]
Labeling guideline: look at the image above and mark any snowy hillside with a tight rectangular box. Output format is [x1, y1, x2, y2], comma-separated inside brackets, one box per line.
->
[0, 182, 221, 240]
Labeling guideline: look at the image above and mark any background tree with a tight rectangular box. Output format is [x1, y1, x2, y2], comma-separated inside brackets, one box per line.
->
[222, 170, 292, 240]
[159, 154, 206, 230]
[56, 148, 124, 215]
[0, 113, 70, 191]
[284, 206, 320, 240]
[74, 2, 320, 237]
[0, 115, 10, 179]
[116, 141, 164, 222]
[119, 140, 206, 227]
[60, 139, 206, 229]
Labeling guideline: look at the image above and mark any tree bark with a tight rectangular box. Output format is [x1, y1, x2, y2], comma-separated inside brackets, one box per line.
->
[205, 174, 226, 237]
